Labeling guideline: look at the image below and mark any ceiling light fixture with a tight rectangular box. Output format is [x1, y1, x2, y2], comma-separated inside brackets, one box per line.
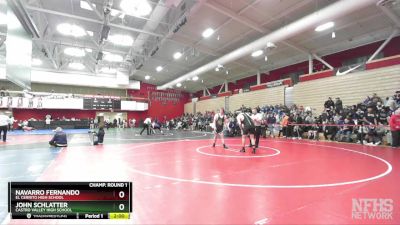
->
[31, 58, 42, 66]
[80, 1, 96, 11]
[108, 34, 134, 46]
[110, 9, 125, 19]
[176, 83, 182, 87]
[251, 50, 263, 57]
[86, 31, 94, 36]
[202, 28, 214, 38]
[57, 23, 86, 37]
[173, 52, 182, 60]
[192, 76, 199, 81]
[100, 67, 117, 74]
[0, 13, 6, 25]
[120, 0, 152, 17]
[332, 31, 336, 39]
[64, 47, 86, 57]
[103, 53, 123, 62]
[156, 66, 163, 72]
[315, 21, 335, 32]
[264, 55, 268, 62]
[85, 48, 93, 53]
[145, 75, 151, 80]
[68, 62, 85, 70]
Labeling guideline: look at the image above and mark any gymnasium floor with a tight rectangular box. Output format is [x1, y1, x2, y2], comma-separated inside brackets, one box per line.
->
[0, 129, 399, 224]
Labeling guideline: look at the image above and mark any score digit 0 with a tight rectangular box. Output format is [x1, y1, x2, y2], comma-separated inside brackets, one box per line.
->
[119, 204, 125, 211]
[119, 191, 125, 199]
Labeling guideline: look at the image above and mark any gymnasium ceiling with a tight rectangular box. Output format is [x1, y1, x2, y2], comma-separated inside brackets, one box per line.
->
[0, 0, 399, 92]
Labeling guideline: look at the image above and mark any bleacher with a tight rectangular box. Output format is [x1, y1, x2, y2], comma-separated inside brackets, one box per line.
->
[185, 56, 400, 114]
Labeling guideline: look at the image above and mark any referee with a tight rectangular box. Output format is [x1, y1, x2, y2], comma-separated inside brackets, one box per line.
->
[140, 117, 151, 135]
[251, 107, 263, 148]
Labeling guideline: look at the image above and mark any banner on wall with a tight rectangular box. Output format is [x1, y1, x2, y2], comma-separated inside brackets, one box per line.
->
[0, 97, 148, 111]
[266, 80, 283, 88]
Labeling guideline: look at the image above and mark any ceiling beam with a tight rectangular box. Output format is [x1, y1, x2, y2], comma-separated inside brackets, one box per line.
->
[212, 0, 313, 55]
[377, 1, 400, 28]
[205, 1, 265, 33]
[170, 35, 258, 70]
[33, 38, 190, 71]
[25, 6, 164, 37]
[85, 0, 103, 20]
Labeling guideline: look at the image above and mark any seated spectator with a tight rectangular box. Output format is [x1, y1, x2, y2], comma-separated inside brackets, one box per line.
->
[337, 117, 354, 142]
[323, 118, 337, 141]
[308, 123, 320, 140]
[362, 106, 379, 146]
[292, 113, 303, 139]
[49, 127, 68, 147]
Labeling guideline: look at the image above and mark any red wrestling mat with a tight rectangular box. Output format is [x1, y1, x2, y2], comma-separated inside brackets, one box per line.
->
[6, 139, 400, 224]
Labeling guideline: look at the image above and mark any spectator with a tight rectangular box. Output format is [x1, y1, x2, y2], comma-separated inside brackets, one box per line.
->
[8, 115, 14, 131]
[323, 118, 337, 141]
[324, 97, 335, 111]
[335, 97, 343, 114]
[385, 96, 397, 112]
[389, 109, 400, 148]
[49, 127, 68, 147]
[337, 117, 354, 142]
[45, 116, 51, 129]
[281, 113, 289, 138]
[266, 113, 276, 138]
[362, 106, 379, 146]
[0, 113, 10, 142]
[97, 127, 105, 144]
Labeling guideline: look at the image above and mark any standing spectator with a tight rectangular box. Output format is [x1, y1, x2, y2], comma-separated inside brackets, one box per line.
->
[8, 115, 14, 131]
[281, 113, 289, 138]
[45, 114, 51, 129]
[324, 97, 335, 111]
[89, 119, 95, 130]
[45, 116, 51, 129]
[0, 113, 10, 142]
[362, 106, 379, 145]
[266, 113, 276, 138]
[389, 109, 400, 148]
[94, 117, 99, 129]
[335, 97, 343, 114]
[371, 93, 383, 105]
[97, 127, 105, 144]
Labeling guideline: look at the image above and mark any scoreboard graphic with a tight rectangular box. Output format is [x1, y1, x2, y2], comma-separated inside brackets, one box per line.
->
[8, 182, 132, 220]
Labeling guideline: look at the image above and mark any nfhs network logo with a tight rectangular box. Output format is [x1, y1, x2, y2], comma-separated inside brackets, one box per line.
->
[352, 198, 393, 220]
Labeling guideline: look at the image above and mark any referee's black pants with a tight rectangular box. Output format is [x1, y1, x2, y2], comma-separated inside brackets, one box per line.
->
[140, 124, 150, 135]
[0, 125, 7, 141]
[392, 130, 400, 147]
[254, 126, 261, 147]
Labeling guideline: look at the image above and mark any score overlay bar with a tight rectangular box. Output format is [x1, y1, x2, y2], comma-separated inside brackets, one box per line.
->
[8, 182, 132, 220]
